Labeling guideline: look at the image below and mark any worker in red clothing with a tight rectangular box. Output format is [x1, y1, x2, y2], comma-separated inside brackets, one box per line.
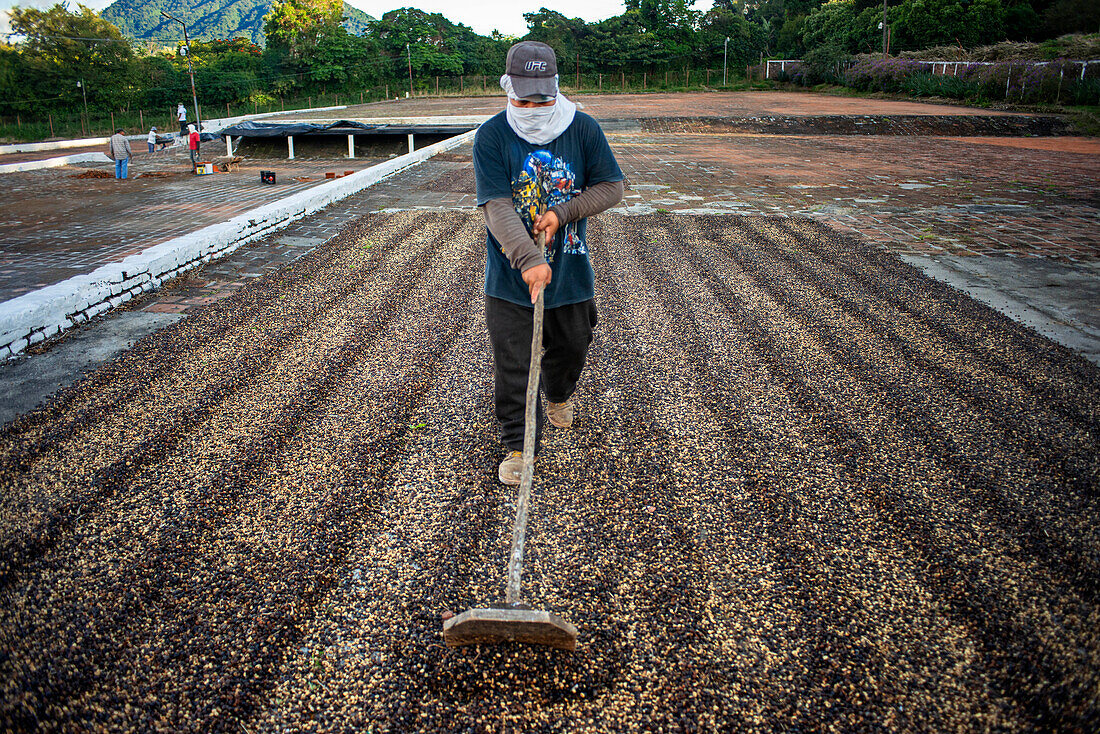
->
[187, 124, 200, 170]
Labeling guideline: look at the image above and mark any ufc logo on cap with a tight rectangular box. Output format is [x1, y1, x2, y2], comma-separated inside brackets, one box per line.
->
[525, 61, 547, 72]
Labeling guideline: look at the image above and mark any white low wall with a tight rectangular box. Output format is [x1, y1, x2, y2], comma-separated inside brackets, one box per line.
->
[0, 136, 112, 155]
[0, 127, 475, 359]
[0, 151, 111, 174]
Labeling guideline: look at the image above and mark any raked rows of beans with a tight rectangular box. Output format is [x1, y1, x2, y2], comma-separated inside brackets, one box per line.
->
[1, 211, 1097, 731]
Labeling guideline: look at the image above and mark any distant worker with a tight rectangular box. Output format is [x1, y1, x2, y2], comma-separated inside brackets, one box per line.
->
[177, 103, 188, 136]
[187, 124, 200, 169]
[473, 41, 624, 485]
[147, 126, 157, 154]
[107, 128, 132, 180]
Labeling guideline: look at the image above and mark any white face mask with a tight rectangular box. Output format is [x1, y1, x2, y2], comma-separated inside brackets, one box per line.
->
[508, 102, 556, 130]
[501, 80, 577, 145]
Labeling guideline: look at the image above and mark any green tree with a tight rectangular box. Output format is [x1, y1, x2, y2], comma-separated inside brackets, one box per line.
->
[7, 3, 140, 114]
[263, 0, 344, 60]
[890, 0, 1008, 50]
[1041, 0, 1100, 37]
[637, 0, 703, 61]
[698, 7, 768, 66]
[523, 8, 590, 66]
[582, 11, 661, 69]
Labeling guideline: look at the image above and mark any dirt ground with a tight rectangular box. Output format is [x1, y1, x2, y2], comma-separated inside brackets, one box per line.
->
[1, 210, 1097, 731]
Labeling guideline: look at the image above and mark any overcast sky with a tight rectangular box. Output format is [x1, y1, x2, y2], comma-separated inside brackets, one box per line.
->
[3, 1, 717, 39]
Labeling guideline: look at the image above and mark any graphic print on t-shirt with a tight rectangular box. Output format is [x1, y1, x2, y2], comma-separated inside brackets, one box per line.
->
[511, 150, 585, 263]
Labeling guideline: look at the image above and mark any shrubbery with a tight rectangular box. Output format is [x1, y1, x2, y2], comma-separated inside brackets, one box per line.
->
[841, 56, 1100, 104]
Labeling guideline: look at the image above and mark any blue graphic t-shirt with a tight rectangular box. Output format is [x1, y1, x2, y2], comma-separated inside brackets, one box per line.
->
[473, 110, 623, 309]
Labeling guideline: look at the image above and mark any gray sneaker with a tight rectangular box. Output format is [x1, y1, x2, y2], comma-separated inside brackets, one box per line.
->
[547, 399, 574, 428]
[498, 451, 525, 486]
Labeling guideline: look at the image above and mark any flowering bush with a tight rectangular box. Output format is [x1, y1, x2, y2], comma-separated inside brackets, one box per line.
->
[845, 58, 934, 93]
[842, 56, 1099, 104]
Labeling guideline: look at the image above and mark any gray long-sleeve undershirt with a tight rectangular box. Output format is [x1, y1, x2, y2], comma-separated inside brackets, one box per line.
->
[482, 179, 624, 273]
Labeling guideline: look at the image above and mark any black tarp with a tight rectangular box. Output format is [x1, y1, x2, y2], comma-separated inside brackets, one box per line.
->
[218, 119, 476, 138]
[218, 120, 380, 137]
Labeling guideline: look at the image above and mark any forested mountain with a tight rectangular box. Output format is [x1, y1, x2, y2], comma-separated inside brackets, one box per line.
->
[101, 0, 373, 45]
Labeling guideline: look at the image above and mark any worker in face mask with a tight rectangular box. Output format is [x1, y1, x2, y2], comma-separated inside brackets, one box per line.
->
[472, 41, 625, 486]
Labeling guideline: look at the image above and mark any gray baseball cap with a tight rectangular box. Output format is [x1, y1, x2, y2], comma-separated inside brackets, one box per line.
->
[505, 41, 558, 99]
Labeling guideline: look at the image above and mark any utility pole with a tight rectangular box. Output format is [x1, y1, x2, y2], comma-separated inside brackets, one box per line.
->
[161, 11, 201, 131]
[407, 43, 413, 97]
[77, 79, 89, 129]
[882, 0, 888, 55]
[723, 37, 729, 86]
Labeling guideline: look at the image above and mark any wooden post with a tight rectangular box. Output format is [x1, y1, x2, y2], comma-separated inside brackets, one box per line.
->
[599, 74, 602, 91]
[643, 72, 647, 89]
[139, 109, 143, 129]
[226, 102, 230, 118]
[461, 75, 464, 92]
[49, 114, 54, 137]
[280, 96, 284, 110]
[666, 70, 669, 86]
[685, 67, 690, 86]
[360, 91, 363, 103]
[16, 114, 21, 129]
[621, 71, 625, 89]
[110, 111, 115, 130]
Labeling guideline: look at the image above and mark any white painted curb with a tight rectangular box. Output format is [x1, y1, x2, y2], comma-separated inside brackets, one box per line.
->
[0, 152, 112, 173]
[0, 136, 112, 155]
[0, 128, 475, 359]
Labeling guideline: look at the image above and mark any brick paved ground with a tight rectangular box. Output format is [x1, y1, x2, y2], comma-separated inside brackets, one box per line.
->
[0, 144, 388, 299]
[609, 132, 1100, 260]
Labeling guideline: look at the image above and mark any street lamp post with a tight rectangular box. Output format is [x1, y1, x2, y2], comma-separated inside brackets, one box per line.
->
[723, 37, 729, 86]
[77, 79, 89, 130]
[882, 0, 888, 55]
[161, 11, 201, 132]
[407, 43, 413, 97]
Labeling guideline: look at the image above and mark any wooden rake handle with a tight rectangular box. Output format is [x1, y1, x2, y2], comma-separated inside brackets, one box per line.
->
[505, 230, 546, 605]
